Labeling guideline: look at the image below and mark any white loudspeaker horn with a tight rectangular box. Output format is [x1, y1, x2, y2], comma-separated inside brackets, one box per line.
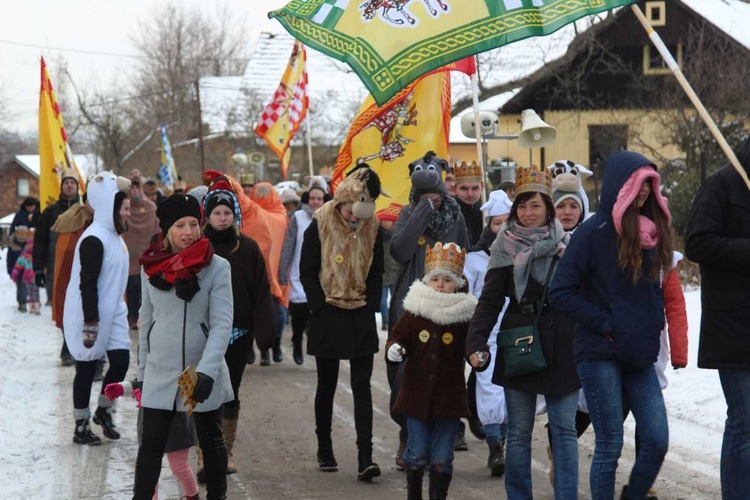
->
[517, 109, 557, 148]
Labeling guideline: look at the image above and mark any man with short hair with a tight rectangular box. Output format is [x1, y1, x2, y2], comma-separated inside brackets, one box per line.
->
[685, 137, 750, 500]
[452, 162, 484, 247]
[34, 169, 81, 365]
[121, 170, 160, 330]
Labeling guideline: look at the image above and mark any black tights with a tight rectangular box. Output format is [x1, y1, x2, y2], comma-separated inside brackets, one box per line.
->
[288, 302, 310, 345]
[73, 349, 129, 410]
[315, 355, 374, 447]
[223, 332, 252, 418]
[133, 407, 226, 500]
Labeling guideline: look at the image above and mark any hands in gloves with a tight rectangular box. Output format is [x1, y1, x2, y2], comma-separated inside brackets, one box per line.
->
[192, 373, 214, 403]
[82, 322, 99, 348]
[35, 271, 46, 287]
[387, 343, 406, 363]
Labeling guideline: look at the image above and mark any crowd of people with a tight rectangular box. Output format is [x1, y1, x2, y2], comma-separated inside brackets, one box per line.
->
[4, 139, 750, 500]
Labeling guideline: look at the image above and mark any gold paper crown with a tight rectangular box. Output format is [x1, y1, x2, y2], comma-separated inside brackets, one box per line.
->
[240, 172, 255, 186]
[515, 164, 552, 197]
[451, 161, 483, 184]
[425, 242, 466, 278]
[14, 226, 34, 240]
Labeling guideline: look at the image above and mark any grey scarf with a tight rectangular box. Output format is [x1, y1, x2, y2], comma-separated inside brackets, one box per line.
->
[488, 218, 567, 301]
[424, 195, 461, 240]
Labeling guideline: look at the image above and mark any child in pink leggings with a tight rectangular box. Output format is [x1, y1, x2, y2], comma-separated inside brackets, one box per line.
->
[104, 381, 200, 500]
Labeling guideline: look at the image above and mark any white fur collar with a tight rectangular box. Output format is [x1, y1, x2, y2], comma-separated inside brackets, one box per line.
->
[402, 280, 477, 325]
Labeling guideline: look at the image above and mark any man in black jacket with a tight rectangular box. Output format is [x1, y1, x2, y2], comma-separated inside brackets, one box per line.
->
[33, 169, 80, 364]
[685, 137, 750, 500]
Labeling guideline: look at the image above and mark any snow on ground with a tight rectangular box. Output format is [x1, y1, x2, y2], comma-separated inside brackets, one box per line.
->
[0, 247, 725, 497]
[0, 249, 180, 499]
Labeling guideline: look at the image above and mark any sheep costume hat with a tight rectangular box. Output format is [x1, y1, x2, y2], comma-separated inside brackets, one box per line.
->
[548, 160, 593, 215]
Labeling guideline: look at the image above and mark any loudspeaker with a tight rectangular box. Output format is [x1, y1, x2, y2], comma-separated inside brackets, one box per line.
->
[517, 109, 556, 148]
[460, 111, 499, 138]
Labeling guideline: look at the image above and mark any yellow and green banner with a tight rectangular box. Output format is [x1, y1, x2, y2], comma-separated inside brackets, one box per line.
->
[269, 0, 634, 105]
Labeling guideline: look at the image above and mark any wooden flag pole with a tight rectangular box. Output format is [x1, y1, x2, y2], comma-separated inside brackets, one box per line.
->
[470, 57, 488, 205]
[631, 4, 750, 190]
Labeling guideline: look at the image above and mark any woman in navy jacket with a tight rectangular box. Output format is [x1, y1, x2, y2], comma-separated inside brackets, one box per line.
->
[548, 151, 674, 500]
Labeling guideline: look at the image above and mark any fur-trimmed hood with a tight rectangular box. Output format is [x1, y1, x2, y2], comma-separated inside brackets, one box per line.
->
[402, 280, 477, 325]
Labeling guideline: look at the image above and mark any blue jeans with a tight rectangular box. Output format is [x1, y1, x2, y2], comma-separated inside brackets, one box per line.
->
[484, 422, 508, 444]
[718, 369, 750, 499]
[504, 388, 579, 500]
[380, 285, 391, 328]
[404, 416, 459, 474]
[273, 297, 288, 340]
[578, 360, 668, 500]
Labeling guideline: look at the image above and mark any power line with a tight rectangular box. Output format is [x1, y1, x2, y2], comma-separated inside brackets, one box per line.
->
[0, 38, 251, 62]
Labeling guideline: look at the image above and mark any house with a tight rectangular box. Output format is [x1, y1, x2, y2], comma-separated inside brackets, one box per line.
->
[0, 154, 102, 217]
[448, 0, 749, 185]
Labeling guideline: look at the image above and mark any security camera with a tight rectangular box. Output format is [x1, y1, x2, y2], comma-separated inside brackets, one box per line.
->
[460, 111, 499, 138]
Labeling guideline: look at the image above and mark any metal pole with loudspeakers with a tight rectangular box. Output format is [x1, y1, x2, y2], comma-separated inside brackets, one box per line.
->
[517, 109, 557, 166]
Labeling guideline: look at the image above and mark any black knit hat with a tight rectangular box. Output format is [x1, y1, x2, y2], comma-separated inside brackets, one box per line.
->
[204, 190, 235, 217]
[156, 194, 202, 233]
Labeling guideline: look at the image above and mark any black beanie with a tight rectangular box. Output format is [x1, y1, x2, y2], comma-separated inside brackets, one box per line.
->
[204, 191, 235, 217]
[156, 194, 202, 233]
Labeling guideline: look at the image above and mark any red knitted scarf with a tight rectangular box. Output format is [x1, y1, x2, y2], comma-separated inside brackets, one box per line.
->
[138, 234, 214, 283]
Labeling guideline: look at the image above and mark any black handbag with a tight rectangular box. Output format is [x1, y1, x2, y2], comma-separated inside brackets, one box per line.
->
[496, 261, 556, 378]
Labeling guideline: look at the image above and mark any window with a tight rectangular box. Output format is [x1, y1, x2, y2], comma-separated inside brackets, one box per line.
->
[645, 1, 666, 27]
[643, 43, 682, 76]
[17, 178, 29, 197]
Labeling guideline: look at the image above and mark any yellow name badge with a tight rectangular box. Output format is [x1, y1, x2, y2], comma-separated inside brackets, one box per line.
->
[334, 254, 344, 264]
[419, 330, 430, 343]
[442, 332, 454, 345]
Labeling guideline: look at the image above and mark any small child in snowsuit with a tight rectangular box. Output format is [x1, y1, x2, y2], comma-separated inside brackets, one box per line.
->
[10, 227, 41, 315]
[386, 242, 477, 500]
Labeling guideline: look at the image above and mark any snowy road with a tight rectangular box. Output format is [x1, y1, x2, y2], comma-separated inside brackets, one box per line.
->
[0, 249, 723, 498]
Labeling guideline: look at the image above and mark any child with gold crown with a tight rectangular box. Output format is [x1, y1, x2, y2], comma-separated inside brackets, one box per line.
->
[386, 242, 478, 500]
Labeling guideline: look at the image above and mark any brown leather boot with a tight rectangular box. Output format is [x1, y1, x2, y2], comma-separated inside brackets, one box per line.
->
[222, 416, 239, 475]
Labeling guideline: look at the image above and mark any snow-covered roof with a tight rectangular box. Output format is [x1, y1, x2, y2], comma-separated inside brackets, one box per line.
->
[14, 154, 103, 179]
[682, 0, 750, 51]
[0, 212, 14, 226]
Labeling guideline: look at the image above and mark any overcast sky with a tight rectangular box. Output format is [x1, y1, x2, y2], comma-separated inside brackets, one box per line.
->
[0, 0, 289, 135]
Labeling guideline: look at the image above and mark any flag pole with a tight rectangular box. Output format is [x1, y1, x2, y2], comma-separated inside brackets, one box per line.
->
[305, 119, 315, 178]
[630, 4, 750, 190]
[470, 56, 487, 205]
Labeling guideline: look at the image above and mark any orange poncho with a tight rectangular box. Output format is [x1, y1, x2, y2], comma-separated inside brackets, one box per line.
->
[215, 174, 290, 306]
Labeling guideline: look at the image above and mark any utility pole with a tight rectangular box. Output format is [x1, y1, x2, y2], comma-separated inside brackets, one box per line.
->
[194, 80, 206, 173]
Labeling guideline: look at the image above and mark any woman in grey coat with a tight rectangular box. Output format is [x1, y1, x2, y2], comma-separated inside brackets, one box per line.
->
[133, 194, 234, 500]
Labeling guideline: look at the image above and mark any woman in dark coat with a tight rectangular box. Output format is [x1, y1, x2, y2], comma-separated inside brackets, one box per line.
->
[300, 165, 385, 481]
[203, 177, 275, 477]
[466, 165, 580, 500]
[549, 151, 674, 500]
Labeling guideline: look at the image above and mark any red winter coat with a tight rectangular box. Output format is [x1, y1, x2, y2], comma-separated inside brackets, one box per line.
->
[386, 280, 476, 421]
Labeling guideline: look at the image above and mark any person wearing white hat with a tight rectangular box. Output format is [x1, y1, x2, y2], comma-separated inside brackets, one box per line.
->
[464, 189, 513, 478]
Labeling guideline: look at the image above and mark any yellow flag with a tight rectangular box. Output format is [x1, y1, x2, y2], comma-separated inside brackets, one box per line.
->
[38, 57, 85, 207]
[332, 71, 451, 218]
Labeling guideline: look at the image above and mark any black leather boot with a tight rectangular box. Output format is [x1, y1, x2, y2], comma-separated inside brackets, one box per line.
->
[453, 421, 468, 451]
[428, 470, 452, 500]
[260, 350, 270, 366]
[487, 439, 505, 477]
[272, 338, 283, 363]
[73, 418, 101, 445]
[292, 331, 304, 365]
[406, 467, 424, 500]
[93, 406, 120, 439]
[317, 433, 338, 472]
[246, 333, 256, 365]
[357, 443, 381, 482]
